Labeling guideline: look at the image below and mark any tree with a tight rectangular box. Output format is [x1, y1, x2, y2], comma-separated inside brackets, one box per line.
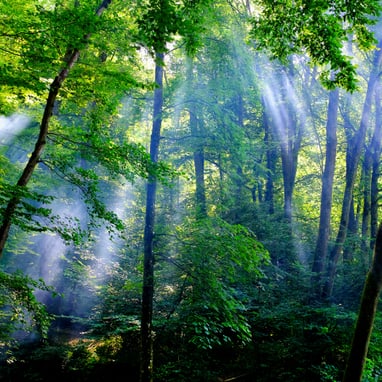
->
[323, 40, 382, 298]
[250, 0, 381, 91]
[262, 98, 277, 214]
[0, 0, 177, 363]
[261, 63, 305, 222]
[370, 83, 382, 247]
[135, 1, 212, 380]
[342, 222, 382, 382]
[140, 52, 164, 382]
[0, 0, 113, 256]
[2, 0, 382, 380]
[186, 58, 207, 217]
[311, 88, 339, 297]
[0, 271, 53, 345]
[360, 81, 382, 255]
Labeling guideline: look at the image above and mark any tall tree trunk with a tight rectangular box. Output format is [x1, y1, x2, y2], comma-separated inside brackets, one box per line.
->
[370, 84, 382, 251]
[186, 60, 207, 217]
[263, 74, 302, 221]
[359, 84, 382, 259]
[140, 52, 164, 382]
[262, 98, 276, 214]
[311, 88, 339, 297]
[262, 67, 304, 269]
[280, 142, 295, 222]
[278, 70, 304, 222]
[0, 0, 112, 257]
[191, 115, 206, 217]
[322, 41, 382, 298]
[235, 94, 247, 206]
[343, 197, 359, 262]
[361, 145, 372, 258]
[342, 222, 382, 382]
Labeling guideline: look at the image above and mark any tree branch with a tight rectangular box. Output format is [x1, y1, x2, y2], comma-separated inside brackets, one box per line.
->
[0, 0, 112, 257]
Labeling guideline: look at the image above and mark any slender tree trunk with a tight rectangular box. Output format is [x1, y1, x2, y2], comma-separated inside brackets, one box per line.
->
[280, 145, 295, 222]
[186, 59, 207, 217]
[262, 68, 304, 269]
[190, 109, 206, 217]
[359, 84, 382, 258]
[262, 98, 276, 214]
[235, 94, 247, 206]
[361, 146, 372, 255]
[370, 84, 382, 251]
[140, 52, 164, 382]
[322, 41, 382, 298]
[192, 118, 206, 217]
[0, 0, 112, 257]
[311, 88, 339, 297]
[343, 197, 359, 262]
[358, 103, 382, 266]
[342, 222, 382, 382]
[278, 70, 304, 222]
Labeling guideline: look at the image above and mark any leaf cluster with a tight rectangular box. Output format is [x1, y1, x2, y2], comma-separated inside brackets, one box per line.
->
[134, 0, 213, 55]
[0, 1, 100, 109]
[161, 217, 270, 349]
[0, 270, 54, 343]
[250, 0, 381, 90]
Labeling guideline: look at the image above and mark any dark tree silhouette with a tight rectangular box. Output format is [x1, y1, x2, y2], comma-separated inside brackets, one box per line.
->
[342, 222, 382, 382]
[141, 53, 164, 382]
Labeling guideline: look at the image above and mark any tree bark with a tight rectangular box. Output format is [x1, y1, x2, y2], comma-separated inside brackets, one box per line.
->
[311, 88, 339, 296]
[140, 52, 164, 382]
[0, 0, 112, 257]
[322, 41, 382, 298]
[342, 222, 382, 382]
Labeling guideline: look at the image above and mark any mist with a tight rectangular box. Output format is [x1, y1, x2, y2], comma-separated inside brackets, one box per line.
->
[1, 2, 382, 380]
[0, 114, 30, 145]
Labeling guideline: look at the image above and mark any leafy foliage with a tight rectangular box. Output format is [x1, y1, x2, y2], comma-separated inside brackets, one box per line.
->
[250, 0, 381, 90]
[134, 0, 212, 55]
[1, 0, 382, 381]
[158, 217, 270, 349]
[0, 270, 54, 344]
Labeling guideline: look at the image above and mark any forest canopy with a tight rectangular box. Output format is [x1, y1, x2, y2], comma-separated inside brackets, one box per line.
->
[1, 0, 382, 381]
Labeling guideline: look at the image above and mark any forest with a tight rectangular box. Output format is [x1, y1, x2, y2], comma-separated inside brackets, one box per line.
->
[2, 0, 382, 381]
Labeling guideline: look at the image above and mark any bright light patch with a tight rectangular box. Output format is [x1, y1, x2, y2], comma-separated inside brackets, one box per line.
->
[0, 114, 30, 145]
